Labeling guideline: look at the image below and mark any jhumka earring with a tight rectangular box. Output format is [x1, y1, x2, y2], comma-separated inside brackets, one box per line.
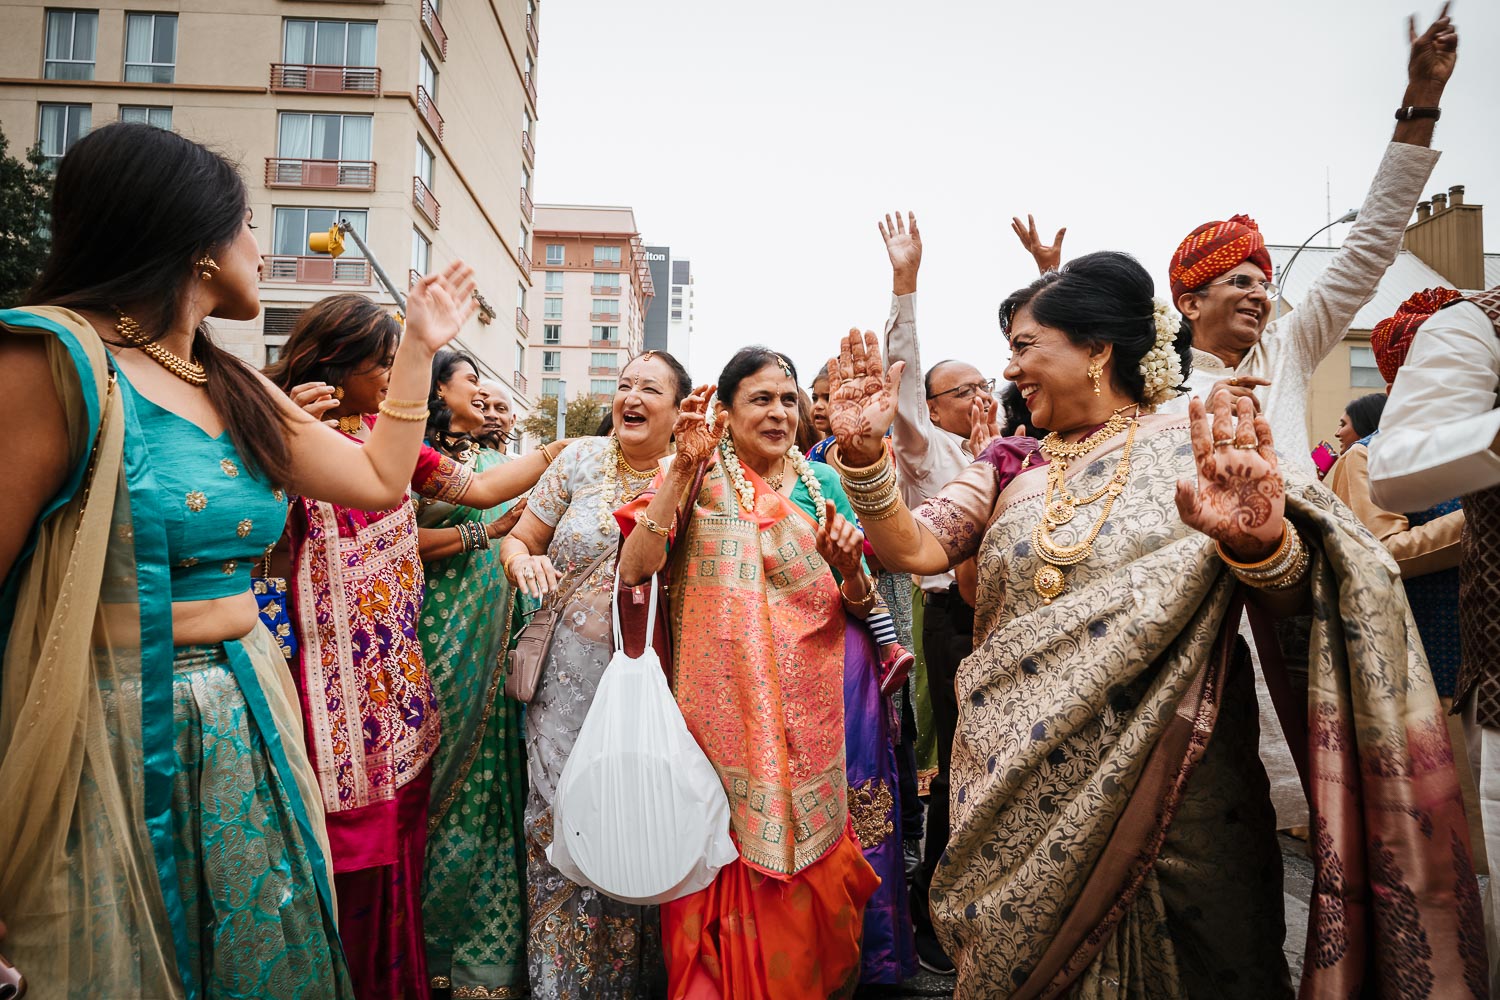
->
[195, 254, 221, 281]
[1087, 362, 1103, 395]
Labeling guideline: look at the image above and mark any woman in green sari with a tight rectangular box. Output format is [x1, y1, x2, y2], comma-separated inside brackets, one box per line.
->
[418, 353, 538, 998]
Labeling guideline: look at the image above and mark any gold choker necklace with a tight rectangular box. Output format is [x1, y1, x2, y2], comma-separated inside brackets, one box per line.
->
[115, 312, 208, 386]
[337, 414, 364, 435]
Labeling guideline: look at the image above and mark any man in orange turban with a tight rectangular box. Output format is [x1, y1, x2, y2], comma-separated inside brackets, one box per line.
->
[1370, 286, 1463, 386]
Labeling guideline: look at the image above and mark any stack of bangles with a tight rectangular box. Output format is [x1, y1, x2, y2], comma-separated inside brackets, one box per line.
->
[1216, 522, 1310, 591]
[377, 396, 430, 423]
[456, 520, 490, 552]
[829, 443, 903, 521]
[540, 440, 562, 464]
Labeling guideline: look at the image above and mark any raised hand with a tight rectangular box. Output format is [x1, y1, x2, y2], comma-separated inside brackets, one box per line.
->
[1206, 375, 1270, 416]
[1408, 2, 1457, 89]
[815, 500, 866, 580]
[671, 383, 724, 473]
[828, 329, 905, 467]
[405, 260, 479, 354]
[879, 211, 921, 296]
[1175, 394, 1286, 562]
[1011, 214, 1067, 275]
[968, 392, 1001, 455]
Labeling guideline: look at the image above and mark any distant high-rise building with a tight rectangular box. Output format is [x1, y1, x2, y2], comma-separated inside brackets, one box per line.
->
[528, 205, 655, 402]
[0, 0, 543, 426]
[668, 257, 694, 371]
[642, 244, 671, 352]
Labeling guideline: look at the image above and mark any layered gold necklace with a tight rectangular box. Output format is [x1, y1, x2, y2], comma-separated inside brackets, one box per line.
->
[1031, 409, 1139, 604]
[115, 312, 207, 386]
[596, 436, 658, 533]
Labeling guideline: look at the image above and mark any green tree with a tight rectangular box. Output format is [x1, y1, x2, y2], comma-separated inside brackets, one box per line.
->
[0, 125, 54, 307]
[519, 393, 607, 444]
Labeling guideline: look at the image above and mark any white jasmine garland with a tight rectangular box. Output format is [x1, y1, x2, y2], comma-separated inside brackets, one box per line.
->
[720, 436, 827, 528]
[1139, 300, 1185, 405]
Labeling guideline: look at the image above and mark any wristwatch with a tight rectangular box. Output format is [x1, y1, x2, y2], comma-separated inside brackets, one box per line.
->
[1394, 106, 1441, 121]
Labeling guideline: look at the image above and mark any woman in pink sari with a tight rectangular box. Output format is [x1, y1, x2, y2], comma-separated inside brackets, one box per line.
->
[268, 295, 559, 999]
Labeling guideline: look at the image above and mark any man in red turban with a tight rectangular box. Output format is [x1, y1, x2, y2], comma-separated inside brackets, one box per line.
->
[1159, 4, 1456, 484]
[1370, 286, 1463, 386]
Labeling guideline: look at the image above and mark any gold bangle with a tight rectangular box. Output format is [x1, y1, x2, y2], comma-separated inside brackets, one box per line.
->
[1215, 522, 1290, 571]
[541, 441, 560, 463]
[829, 441, 891, 480]
[377, 400, 430, 423]
[840, 574, 877, 609]
[383, 396, 428, 409]
[503, 551, 527, 578]
[634, 510, 673, 537]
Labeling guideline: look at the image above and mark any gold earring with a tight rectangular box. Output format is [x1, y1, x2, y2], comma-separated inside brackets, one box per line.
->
[1088, 362, 1103, 395]
[332, 386, 345, 400]
[196, 254, 220, 281]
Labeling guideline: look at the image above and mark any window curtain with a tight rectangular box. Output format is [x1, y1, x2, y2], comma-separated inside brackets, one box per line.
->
[347, 23, 377, 66]
[341, 116, 372, 160]
[313, 21, 345, 65]
[284, 20, 313, 63]
[278, 114, 312, 159]
[123, 16, 152, 81]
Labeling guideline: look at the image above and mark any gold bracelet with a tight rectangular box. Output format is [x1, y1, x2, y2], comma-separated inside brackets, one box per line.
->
[541, 441, 560, 463]
[634, 509, 674, 537]
[503, 551, 527, 578]
[829, 441, 892, 480]
[840, 574, 877, 609]
[377, 400, 430, 422]
[383, 396, 428, 410]
[1216, 522, 1291, 571]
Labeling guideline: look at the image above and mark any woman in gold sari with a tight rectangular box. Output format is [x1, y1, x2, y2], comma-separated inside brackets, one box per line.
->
[823, 251, 1483, 998]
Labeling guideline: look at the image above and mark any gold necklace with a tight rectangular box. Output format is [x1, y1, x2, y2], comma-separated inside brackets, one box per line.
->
[337, 413, 364, 435]
[1032, 416, 1139, 604]
[598, 437, 659, 533]
[765, 458, 787, 491]
[114, 312, 207, 386]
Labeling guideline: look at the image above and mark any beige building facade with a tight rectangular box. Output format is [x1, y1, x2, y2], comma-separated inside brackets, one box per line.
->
[0, 0, 541, 420]
[529, 204, 654, 402]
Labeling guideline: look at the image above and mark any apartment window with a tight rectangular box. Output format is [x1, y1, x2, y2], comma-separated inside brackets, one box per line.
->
[119, 105, 171, 128]
[591, 325, 618, 342]
[542, 323, 561, 344]
[283, 19, 377, 66]
[542, 351, 561, 372]
[591, 352, 617, 369]
[671, 296, 683, 307]
[544, 271, 563, 293]
[419, 48, 438, 101]
[545, 244, 564, 266]
[273, 206, 367, 257]
[593, 245, 621, 265]
[515, 342, 526, 374]
[124, 13, 176, 83]
[592, 299, 617, 315]
[415, 139, 434, 186]
[410, 227, 430, 275]
[593, 272, 621, 289]
[519, 225, 529, 259]
[590, 379, 614, 397]
[1349, 346, 1385, 388]
[671, 310, 683, 320]
[523, 109, 532, 136]
[543, 299, 562, 320]
[44, 10, 97, 80]
[541, 378, 562, 397]
[278, 113, 372, 161]
[517, 281, 526, 312]
[522, 166, 532, 194]
[37, 102, 90, 169]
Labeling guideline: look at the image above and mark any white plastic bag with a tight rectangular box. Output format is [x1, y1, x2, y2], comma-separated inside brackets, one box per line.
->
[547, 567, 738, 905]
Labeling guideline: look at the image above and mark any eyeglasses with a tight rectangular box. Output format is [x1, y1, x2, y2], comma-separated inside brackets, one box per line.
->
[926, 378, 996, 402]
[1202, 274, 1279, 299]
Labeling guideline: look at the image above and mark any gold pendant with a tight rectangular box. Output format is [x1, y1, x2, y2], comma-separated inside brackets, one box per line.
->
[1034, 564, 1067, 604]
[1045, 496, 1076, 526]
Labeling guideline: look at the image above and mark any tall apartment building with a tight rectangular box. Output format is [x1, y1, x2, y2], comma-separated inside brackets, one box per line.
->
[667, 256, 693, 370]
[529, 204, 654, 401]
[0, 0, 542, 422]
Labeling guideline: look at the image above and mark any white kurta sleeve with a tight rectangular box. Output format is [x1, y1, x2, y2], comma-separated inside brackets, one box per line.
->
[1369, 301, 1500, 511]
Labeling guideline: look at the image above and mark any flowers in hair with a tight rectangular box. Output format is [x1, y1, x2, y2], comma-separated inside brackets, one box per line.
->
[1139, 300, 1185, 405]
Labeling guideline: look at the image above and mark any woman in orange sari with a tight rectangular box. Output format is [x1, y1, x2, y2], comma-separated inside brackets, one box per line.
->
[618, 347, 880, 999]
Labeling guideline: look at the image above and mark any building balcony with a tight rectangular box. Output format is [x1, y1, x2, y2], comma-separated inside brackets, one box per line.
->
[413, 176, 441, 228]
[408, 268, 421, 288]
[588, 366, 619, 377]
[421, 0, 448, 59]
[521, 130, 535, 164]
[264, 157, 376, 191]
[417, 85, 444, 142]
[512, 371, 529, 395]
[518, 245, 532, 277]
[589, 312, 621, 323]
[520, 187, 534, 222]
[524, 73, 537, 110]
[262, 255, 371, 285]
[589, 338, 619, 349]
[526, 11, 539, 51]
[590, 285, 621, 296]
[270, 63, 380, 95]
[592, 259, 621, 270]
[515, 307, 529, 336]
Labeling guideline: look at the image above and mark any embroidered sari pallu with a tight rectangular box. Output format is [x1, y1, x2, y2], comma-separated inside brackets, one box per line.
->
[920, 416, 1483, 998]
[633, 459, 878, 1000]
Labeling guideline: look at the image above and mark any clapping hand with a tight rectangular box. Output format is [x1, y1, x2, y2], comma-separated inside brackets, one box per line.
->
[1011, 214, 1067, 274]
[828, 330, 905, 467]
[671, 384, 725, 475]
[814, 500, 866, 580]
[405, 260, 479, 354]
[969, 393, 1002, 455]
[1175, 394, 1286, 562]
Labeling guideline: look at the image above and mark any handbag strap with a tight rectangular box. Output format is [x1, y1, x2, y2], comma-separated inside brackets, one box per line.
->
[539, 546, 615, 620]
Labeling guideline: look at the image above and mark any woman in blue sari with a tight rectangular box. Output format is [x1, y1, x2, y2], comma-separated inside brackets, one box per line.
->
[0, 123, 477, 998]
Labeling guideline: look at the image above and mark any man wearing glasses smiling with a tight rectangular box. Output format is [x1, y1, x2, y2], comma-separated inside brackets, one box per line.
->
[1161, 3, 1457, 480]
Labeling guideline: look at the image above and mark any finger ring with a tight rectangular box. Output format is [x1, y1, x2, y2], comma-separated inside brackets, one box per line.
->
[1233, 442, 1258, 450]
[1212, 438, 1233, 448]
[1226, 377, 1243, 388]
[522, 567, 535, 575]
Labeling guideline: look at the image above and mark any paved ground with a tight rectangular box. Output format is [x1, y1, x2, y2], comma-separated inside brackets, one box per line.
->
[861, 834, 1316, 999]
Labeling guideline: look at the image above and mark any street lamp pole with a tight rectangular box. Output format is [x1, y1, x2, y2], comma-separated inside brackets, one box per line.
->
[1276, 209, 1359, 305]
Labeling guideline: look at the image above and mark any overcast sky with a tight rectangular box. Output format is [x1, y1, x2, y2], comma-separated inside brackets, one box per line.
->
[534, 0, 1500, 389]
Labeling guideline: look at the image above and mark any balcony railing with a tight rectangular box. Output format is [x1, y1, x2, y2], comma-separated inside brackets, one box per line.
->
[420, 0, 448, 58]
[520, 187, 534, 222]
[416, 86, 444, 141]
[518, 246, 532, 277]
[590, 284, 621, 296]
[589, 365, 620, 377]
[589, 311, 621, 323]
[521, 130, 535, 164]
[413, 176, 441, 227]
[264, 157, 376, 191]
[408, 268, 421, 288]
[270, 63, 380, 95]
[589, 338, 619, 349]
[592, 259, 621, 270]
[262, 255, 371, 285]
[513, 371, 528, 395]
[515, 307, 529, 336]
[526, 12, 538, 51]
